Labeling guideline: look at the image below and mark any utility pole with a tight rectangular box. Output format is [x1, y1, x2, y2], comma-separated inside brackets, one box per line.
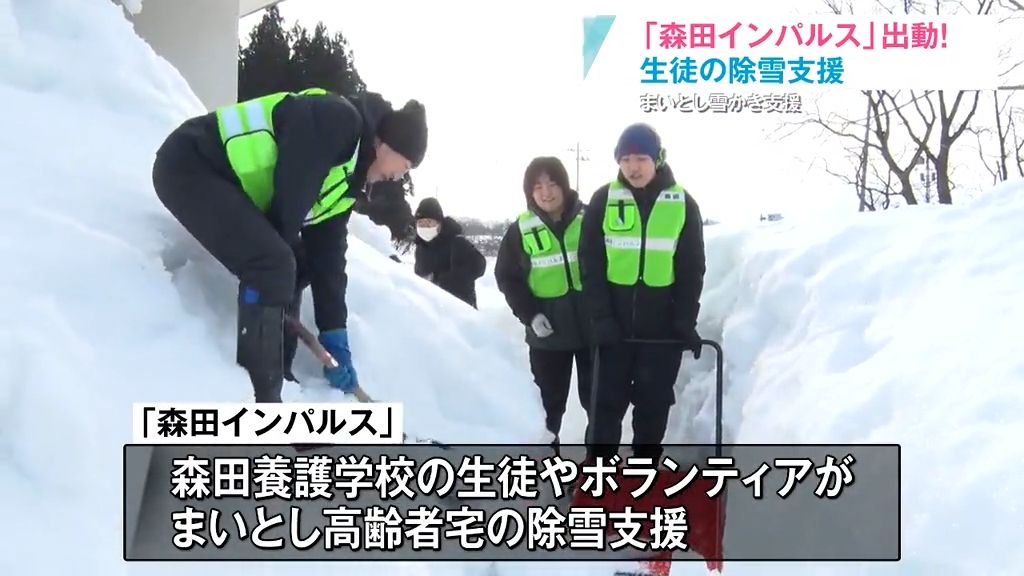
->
[567, 142, 591, 191]
[915, 156, 936, 203]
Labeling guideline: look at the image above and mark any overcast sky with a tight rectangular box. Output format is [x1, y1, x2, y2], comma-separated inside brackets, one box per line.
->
[241, 0, 1019, 223]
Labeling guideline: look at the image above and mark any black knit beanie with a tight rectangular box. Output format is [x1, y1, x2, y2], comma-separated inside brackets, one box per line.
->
[377, 100, 428, 168]
[615, 123, 663, 164]
[415, 197, 444, 222]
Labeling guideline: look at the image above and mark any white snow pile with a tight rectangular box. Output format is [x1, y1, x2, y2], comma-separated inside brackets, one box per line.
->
[654, 177, 1024, 575]
[480, 178, 1024, 576]
[0, 2, 542, 575]
[445, 180, 1024, 576]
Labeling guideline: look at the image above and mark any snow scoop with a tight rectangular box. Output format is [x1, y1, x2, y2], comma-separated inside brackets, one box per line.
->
[283, 314, 450, 449]
[571, 337, 727, 575]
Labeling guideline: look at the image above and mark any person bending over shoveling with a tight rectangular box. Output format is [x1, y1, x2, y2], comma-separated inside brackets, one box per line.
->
[152, 87, 428, 402]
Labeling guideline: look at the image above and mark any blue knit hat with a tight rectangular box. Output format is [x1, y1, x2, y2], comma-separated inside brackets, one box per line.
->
[614, 123, 662, 163]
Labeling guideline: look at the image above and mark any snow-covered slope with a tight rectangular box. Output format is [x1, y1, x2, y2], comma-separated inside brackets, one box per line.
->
[462, 184, 1024, 576]
[488, 180, 1024, 576]
[0, 2, 543, 575]
[657, 179, 1024, 575]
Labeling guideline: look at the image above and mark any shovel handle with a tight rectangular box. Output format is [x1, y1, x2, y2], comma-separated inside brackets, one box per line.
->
[283, 315, 337, 368]
[623, 337, 725, 455]
[283, 314, 375, 403]
[282, 314, 450, 447]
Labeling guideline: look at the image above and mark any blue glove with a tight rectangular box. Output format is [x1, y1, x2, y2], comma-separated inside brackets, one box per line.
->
[318, 329, 358, 393]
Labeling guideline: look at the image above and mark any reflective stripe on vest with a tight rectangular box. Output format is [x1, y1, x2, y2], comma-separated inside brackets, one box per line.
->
[518, 210, 583, 299]
[215, 87, 358, 227]
[602, 180, 687, 287]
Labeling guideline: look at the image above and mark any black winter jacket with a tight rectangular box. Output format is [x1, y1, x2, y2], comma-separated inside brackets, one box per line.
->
[494, 191, 590, 351]
[579, 164, 706, 341]
[164, 90, 397, 332]
[414, 217, 487, 308]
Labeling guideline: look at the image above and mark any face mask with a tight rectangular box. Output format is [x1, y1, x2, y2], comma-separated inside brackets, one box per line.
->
[417, 226, 439, 241]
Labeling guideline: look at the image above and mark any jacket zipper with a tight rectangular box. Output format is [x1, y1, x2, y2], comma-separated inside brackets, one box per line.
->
[549, 206, 586, 343]
[559, 237, 574, 293]
[560, 233, 585, 341]
[631, 188, 648, 340]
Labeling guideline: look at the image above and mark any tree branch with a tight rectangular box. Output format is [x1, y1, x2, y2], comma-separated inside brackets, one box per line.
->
[969, 124, 999, 181]
[951, 91, 983, 141]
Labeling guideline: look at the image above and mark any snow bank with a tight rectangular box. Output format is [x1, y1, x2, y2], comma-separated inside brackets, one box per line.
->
[412, 182, 1024, 575]
[660, 178, 1024, 575]
[348, 213, 400, 258]
[0, 1, 543, 575]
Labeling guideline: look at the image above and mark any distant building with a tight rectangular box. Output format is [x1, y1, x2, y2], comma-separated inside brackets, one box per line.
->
[113, 0, 281, 110]
[760, 213, 784, 222]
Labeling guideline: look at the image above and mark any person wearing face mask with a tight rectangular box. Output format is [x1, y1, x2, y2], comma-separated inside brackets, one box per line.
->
[152, 87, 427, 403]
[578, 122, 706, 465]
[494, 157, 592, 450]
[412, 197, 486, 308]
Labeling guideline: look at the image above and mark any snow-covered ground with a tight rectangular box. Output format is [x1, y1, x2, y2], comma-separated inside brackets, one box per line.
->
[2, 1, 1023, 575]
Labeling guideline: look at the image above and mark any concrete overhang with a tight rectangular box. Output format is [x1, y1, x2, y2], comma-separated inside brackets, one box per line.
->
[239, 0, 282, 18]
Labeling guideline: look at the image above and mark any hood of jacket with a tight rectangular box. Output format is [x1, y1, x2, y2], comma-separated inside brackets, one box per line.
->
[346, 91, 395, 192]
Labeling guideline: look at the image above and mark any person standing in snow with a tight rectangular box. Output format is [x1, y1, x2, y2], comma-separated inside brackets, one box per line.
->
[579, 122, 705, 463]
[494, 157, 592, 450]
[151, 87, 428, 403]
[412, 197, 487, 308]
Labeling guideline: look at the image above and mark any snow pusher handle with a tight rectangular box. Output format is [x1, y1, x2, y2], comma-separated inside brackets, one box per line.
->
[282, 314, 373, 403]
[585, 338, 729, 573]
[605, 338, 725, 455]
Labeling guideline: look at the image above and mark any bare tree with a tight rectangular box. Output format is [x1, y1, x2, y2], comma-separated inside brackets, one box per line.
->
[884, 89, 980, 203]
[855, 96, 875, 210]
[777, 0, 1021, 210]
[1011, 106, 1024, 176]
[775, 0, 903, 211]
[823, 145, 900, 210]
[954, 0, 1024, 183]
[881, 0, 990, 204]
[873, 91, 937, 204]
[783, 90, 931, 210]
[779, 0, 939, 209]
[984, 91, 1014, 181]
[968, 103, 1024, 182]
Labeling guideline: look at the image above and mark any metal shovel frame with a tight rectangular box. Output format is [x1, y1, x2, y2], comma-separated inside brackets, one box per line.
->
[585, 338, 728, 572]
[586, 337, 725, 456]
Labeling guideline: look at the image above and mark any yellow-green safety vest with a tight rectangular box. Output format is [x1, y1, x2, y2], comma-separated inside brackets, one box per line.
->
[602, 179, 687, 287]
[518, 210, 583, 298]
[215, 87, 359, 227]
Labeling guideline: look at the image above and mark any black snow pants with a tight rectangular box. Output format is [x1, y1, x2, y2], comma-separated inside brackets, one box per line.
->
[529, 347, 593, 442]
[587, 342, 684, 462]
[152, 129, 295, 403]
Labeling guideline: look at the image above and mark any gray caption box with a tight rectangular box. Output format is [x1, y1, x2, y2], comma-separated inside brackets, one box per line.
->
[124, 444, 899, 562]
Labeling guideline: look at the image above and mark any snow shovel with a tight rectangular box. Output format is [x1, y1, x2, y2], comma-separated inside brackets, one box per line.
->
[283, 314, 450, 449]
[572, 337, 727, 574]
